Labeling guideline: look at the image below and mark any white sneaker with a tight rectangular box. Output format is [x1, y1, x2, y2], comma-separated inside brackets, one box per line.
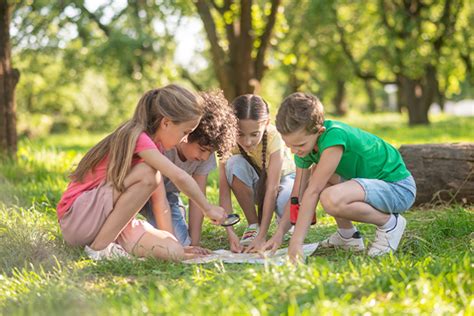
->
[240, 224, 259, 246]
[85, 243, 131, 261]
[320, 231, 365, 251]
[369, 214, 407, 257]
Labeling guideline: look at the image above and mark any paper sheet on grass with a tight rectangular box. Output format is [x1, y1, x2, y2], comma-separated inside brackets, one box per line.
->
[183, 242, 319, 265]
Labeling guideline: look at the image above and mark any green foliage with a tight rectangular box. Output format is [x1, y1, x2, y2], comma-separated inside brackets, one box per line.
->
[332, 0, 471, 97]
[12, 1, 192, 135]
[0, 113, 472, 314]
[9, 0, 474, 131]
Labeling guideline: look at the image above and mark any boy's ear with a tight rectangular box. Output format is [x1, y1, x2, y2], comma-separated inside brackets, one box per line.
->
[319, 126, 326, 134]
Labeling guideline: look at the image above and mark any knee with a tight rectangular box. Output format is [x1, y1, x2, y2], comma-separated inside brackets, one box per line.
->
[320, 188, 344, 216]
[225, 155, 250, 185]
[138, 165, 159, 190]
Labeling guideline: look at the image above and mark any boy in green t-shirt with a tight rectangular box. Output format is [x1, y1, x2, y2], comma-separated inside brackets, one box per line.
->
[262, 92, 416, 262]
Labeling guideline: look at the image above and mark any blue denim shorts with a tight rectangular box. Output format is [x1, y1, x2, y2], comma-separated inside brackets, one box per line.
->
[225, 154, 295, 218]
[353, 175, 416, 214]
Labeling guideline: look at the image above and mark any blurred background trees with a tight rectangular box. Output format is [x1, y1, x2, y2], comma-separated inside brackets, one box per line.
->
[1, 0, 472, 159]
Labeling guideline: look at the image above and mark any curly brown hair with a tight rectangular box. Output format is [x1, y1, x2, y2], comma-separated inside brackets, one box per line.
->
[187, 90, 238, 159]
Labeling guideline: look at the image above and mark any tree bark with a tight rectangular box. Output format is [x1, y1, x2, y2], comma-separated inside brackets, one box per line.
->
[332, 80, 347, 116]
[399, 143, 474, 205]
[194, 0, 235, 99]
[0, 1, 19, 160]
[195, 0, 281, 101]
[398, 65, 438, 125]
[364, 79, 376, 113]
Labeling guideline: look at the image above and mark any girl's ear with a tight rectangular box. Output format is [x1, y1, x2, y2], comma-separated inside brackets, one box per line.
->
[160, 116, 172, 129]
[319, 126, 326, 134]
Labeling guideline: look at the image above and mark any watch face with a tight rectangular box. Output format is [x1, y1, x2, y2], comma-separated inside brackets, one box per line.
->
[221, 214, 240, 227]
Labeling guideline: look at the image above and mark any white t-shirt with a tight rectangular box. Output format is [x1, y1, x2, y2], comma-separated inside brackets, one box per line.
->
[164, 147, 217, 194]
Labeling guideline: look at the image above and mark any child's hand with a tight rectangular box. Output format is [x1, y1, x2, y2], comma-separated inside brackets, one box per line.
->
[205, 205, 227, 225]
[288, 242, 304, 264]
[227, 230, 243, 253]
[244, 234, 266, 253]
[261, 232, 284, 255]
[184, 246, 212, 256]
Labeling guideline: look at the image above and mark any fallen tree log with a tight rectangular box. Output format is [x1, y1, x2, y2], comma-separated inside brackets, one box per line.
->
[399, 143, 474, 205]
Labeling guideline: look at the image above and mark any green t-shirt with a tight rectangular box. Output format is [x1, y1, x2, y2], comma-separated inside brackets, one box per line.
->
[294, 120, 410, 182]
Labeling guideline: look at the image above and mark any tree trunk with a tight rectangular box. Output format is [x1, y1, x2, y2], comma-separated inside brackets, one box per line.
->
[332, 80, 347, 116]
[195, 0, 281, 101]
[0, 1, 19, 160]
[399, 143, 474, 205]
[437, 85, 446, 112]
[398, 65, 437, 126]
[364, 79, 376, 112]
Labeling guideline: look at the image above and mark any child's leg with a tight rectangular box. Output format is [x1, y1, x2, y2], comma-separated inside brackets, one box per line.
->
[90, 163, 159, 250]
[188, 200, 204, 246]
[275, 172, 295, 218]
[318, 175, 366, 250]
[139, 191, 192, 246]
[231, 177, 258, 224]
[225, 155, 259, 225]
[131, 226, 185, 261]
[319, 180, 390, 226]
[149, 184, 174, 234]
[320, 176, 416, 255]
[318, 174, 362, 230]
[167, 192, 191, 246]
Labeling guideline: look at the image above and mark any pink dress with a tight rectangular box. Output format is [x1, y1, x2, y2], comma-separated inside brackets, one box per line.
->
[58, 132, 164, 252]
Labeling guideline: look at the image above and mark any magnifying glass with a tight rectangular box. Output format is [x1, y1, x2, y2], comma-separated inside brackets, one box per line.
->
[221, 213, 240, 227]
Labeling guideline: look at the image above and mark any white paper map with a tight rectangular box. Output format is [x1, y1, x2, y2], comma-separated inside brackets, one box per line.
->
[183, 242, 319, 265]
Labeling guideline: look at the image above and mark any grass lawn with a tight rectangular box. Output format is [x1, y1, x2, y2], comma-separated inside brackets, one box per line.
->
[1, 113, 473, 315]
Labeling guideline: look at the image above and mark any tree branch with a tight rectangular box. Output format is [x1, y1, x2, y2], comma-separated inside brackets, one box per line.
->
[77, 3, 110, 37]
[210, 0, 224, 13]
[254, 0, 281, 81]
[194, 0, 233, 96]
[179, 67, 203, 91]
[237, 0, 253, 92]
[221, 0, 236, 77]
[333, 5, 395, 85]
[433, 0, 461, 53]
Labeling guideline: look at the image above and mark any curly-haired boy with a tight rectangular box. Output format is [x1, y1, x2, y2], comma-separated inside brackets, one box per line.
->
[141, 90, 238, 251]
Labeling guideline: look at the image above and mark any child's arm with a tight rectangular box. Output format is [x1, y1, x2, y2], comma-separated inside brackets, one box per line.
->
[219, 161, 243, 253]
[245, 150, 283, 252]
[260, 166, 310, 253]
[188, 173, 208, 246]
[278, 166, 311, 235]
[288, 146, 343, 261]
[138, 149, 226, 224]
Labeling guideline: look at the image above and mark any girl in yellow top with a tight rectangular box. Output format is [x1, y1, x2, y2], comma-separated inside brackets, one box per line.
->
[219, 94, 295, 252]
